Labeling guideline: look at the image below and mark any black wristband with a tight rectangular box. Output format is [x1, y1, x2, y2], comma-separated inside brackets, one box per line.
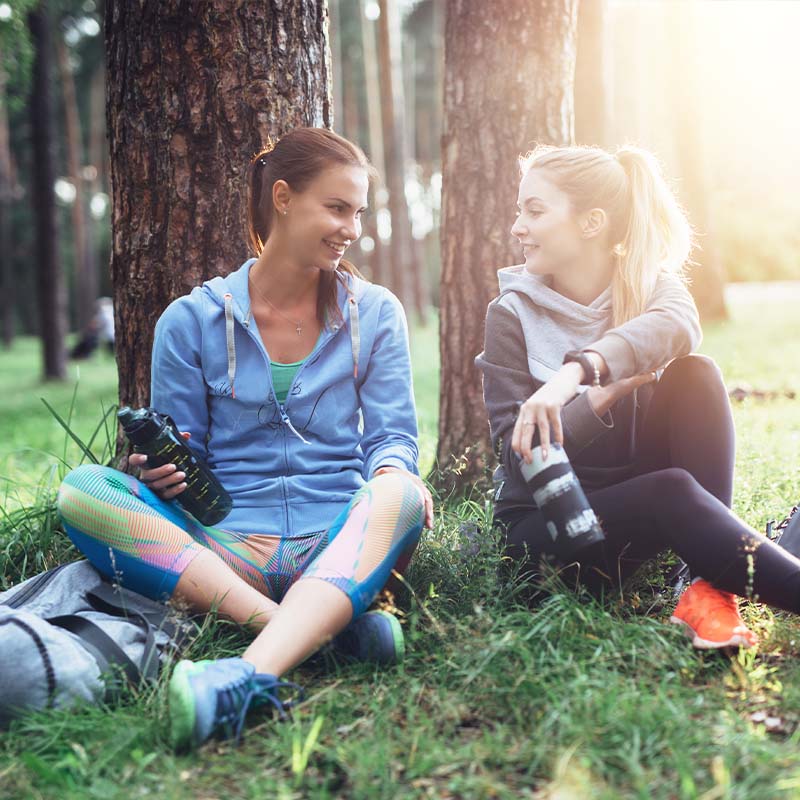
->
[563, 350, 601, 387]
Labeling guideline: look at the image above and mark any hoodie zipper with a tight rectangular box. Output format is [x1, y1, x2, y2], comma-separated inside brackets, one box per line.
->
[222, 276, 350, 448]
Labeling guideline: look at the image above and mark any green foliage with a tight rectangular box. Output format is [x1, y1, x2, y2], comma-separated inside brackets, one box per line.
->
[0, 0, 38, 113]
[1, 291, 800, 797]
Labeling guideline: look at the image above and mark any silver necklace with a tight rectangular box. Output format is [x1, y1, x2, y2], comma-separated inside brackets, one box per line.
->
[248, 276, 305, 335]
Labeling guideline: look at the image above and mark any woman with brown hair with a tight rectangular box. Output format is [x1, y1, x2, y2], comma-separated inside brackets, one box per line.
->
[58, 128, 433, 748]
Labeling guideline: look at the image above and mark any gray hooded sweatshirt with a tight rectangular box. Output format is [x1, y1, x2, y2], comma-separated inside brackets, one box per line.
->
[475, 265, 702, 514]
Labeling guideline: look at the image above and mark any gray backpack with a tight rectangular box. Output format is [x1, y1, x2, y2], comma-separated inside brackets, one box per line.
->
[0, 560, 196, 725]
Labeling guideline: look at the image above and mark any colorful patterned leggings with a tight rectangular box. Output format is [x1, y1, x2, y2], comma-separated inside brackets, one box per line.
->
[57, 466, 426, 617]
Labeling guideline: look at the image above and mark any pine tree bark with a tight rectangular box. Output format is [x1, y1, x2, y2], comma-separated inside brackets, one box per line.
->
[106, 0, 332, 410]
[437, 0, 578, 490]
[29, 2, 67, 380]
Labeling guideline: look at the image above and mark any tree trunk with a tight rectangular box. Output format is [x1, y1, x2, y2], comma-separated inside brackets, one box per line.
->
[574, 0, 610, 147]
[666, 2, 727, 322]
[88, 63, 105, 295]
[106, 0, 332, 410]
[56, 34, 97, 333]
[29, 2, 67, 380]
[377, 0, 414, 311]
[330, 0, 344, 134]
[358, 0, 387, 286]
[0, 58, 14, 347]
[437, 0, 578, 490]
[403, 31, 429, 324]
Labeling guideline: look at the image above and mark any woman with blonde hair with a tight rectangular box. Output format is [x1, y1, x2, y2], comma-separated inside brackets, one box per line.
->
[477, 143, 800, 648]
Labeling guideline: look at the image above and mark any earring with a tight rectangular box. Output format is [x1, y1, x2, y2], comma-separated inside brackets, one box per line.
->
[283, 210, 288, 216]
[612, 242, 626, 257]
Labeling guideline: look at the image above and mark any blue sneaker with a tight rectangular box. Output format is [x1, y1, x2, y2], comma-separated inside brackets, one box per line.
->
[168, 657, 302, 749]
[332, 610, 405, 665]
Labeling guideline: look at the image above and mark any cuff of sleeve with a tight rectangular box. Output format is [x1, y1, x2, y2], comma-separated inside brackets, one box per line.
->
[587, 332, 637, 382]
[369, 455, 415, 480]
[562, 390, 613, 455]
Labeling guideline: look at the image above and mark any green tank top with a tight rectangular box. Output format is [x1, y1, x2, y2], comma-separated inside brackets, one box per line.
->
[270, 358, 304, 404]
[270, 333, 322, 404]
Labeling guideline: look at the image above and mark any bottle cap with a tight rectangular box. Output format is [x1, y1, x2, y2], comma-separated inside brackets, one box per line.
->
[118, 407, 164, 445]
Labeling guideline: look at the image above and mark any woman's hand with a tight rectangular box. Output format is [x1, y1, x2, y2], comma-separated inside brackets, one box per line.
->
[512, 362, 583, 463]
[374, 466, 434, 530]
[128, 431, 192, 500]
[586, 371, 658, 417]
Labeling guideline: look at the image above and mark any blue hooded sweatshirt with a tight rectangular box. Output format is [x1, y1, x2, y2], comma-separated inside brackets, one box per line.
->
[150, 258, 419, 538]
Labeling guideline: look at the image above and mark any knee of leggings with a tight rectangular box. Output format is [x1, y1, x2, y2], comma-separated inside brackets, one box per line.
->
[662, 354, 722, 386]
[369, 471, 426, 523]
[58, 464, 118, 507]
[649, 467, 702, 508]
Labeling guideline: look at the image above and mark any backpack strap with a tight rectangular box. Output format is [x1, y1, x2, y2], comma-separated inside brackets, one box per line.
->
[86, 583, 199, 653]
[47, 614, 148, 691]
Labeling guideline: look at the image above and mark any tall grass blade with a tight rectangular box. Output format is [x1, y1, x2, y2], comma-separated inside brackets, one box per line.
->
[40, 398, 100, 465]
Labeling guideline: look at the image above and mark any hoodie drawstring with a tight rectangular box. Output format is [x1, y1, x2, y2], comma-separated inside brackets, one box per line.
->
[224, 293, 237, 399]
[223, 284, 361, 444]
[348, 296, 360, 380]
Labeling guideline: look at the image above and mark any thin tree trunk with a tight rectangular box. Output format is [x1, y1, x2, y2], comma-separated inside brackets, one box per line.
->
[377, 0, 414, 311]
[340, 35, 361, 142]
[437, 0, 578, 490]
[106, 0, 332, 409]
[666, 2, 727, 321]
[358, 0, 387, 286]
[574, 0, 610, 147]
[330, 0, 344, 133]
[87, 63, 104, 294]
[56, 34, 97, 333]
[403, 30, 429, 323]
[0, 58, 14, 347]
[29, 2, 67, 380]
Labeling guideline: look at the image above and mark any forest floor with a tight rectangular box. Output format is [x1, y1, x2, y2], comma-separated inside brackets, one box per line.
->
[1, 284, 800, 799]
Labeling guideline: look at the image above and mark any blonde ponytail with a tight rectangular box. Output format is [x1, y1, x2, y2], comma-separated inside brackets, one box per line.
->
[612, 147, 692, 325]
[520, 144, 693, 326]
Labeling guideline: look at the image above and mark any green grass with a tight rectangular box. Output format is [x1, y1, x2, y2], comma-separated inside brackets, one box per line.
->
[1, 287, 800, 799]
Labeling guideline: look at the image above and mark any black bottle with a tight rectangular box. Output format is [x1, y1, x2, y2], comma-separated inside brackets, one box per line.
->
[518, 439, 605, 560]
[118, 406, 233, 526]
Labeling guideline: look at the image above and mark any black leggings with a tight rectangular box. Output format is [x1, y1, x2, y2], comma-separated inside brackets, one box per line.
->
[500, 355, 800, 613]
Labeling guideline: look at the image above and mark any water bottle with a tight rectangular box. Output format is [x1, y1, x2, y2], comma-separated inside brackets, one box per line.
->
[518, 440, 605, 560]
[118, 406, 233, 526]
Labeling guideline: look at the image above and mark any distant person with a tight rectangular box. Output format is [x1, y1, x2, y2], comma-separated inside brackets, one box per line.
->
[477, 143, 800, 650]
[69, 297, 115, 359]
[95, 297, 115, 354]
[57, 128, 433, 748]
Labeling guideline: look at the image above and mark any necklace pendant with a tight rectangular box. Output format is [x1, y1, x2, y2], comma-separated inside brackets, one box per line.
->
[296, 325, 302, 335]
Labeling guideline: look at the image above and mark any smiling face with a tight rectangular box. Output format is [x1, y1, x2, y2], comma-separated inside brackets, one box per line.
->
[281, 164, 370, 271]
[510, 169, 588, 277]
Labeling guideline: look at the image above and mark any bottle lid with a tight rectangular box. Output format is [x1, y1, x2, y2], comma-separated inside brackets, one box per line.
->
[118, 407, 164, 445]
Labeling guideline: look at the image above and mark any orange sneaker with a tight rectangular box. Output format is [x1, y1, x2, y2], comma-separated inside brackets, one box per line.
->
[669, 579, 757, 649]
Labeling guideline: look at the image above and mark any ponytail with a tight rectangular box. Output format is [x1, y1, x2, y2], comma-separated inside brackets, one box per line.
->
[246, 145, 275, 258]
[612, 147, 692, 325]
